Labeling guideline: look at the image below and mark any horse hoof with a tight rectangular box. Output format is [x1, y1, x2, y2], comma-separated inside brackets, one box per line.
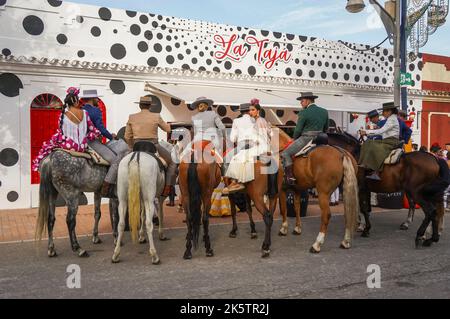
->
[415, 238, 423, 249]
[183, 252, 192, 260]
[261, 250, 270, 258]
[92, 237, 102, 245]
[139, 238, 147, 244]
[399, 223, 409, 231]
[111, 256, 120, 264]
[309, 246, 320, 254]
[278, 231, 287, 237]
[340, 242, 351, 249]
[78, 250, 89, 258]
[48, 250, 57, 258]
[251, 233, 258, 239]
[422, 239, 434, 247]
[361, 231, 370, 238]
[206, 250, 214, 257]
[292, 230, 302, 236]
[159, 236, 170, 241]
[229, 232, 237, 238]
[152, 257, 161, 265]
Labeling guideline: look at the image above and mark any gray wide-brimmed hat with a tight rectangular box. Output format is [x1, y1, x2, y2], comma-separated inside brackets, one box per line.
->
[80, 89, 102, 99]
[239, 103, 252, 112]
[380, 102, 398, 111]
[134, 96, 157, 106]
[296, 92, 318, 101]
[191, 97, 214, 109]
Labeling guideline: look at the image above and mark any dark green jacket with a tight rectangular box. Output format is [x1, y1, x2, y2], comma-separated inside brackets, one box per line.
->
[293, 104, 329, 139]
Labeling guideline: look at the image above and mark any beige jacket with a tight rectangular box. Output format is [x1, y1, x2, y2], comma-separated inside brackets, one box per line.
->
[124, 110, 171, 147]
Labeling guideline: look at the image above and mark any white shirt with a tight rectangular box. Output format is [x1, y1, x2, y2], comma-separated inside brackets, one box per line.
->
[366, 114, 400, 139]
[229, 114, 257, 143]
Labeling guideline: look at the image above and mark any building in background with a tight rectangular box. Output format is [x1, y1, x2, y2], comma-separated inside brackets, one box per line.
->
[0, 0, 448, 208]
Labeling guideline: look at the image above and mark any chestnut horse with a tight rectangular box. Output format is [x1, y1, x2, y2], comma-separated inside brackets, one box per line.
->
[328, 132, 449, 247]
[276, 129, 360, 253]
[179, 141, 221, 259]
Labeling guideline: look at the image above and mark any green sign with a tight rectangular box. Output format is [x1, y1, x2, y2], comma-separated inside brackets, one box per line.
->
[400, 72, 413, 86]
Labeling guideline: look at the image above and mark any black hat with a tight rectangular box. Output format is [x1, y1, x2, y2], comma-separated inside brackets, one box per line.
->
[381, 102, 398, 111]
[296, 92, 318, 101]
[367, 109, 379, 118]
[239, 103, 252, 112]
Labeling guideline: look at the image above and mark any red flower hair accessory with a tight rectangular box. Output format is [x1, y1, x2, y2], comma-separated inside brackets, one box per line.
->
[66, 87, 80, 96]
[250, 98, 260, 106]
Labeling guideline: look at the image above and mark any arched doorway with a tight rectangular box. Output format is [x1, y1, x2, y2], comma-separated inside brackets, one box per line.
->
[30, 93, 63, 184]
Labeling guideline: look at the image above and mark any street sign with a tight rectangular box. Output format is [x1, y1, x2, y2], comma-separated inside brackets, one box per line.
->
[400, 72, 413, 86]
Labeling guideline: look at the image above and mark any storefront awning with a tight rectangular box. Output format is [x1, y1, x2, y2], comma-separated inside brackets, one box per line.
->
[146, 82, 382, 114]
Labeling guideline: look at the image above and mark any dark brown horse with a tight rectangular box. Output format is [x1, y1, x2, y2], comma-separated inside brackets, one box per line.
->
[276, 129, 360, 253]
[328, 132, 449, 247]
[179, 140, 221, 259]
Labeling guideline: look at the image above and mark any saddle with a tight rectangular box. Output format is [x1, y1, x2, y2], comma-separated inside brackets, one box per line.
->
[55, 148, 110, 166]
[384, 148, 404, 165]
[132, 141, 167, 171]
[294, 133, 329, 158]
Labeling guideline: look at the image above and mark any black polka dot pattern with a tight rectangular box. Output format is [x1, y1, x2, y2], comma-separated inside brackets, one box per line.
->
[56, 34, 67, 44]
[110, 44, 126, 60]
[7, 191, 19, 202]
[110, 80, 125, 94]
[0, 73, 23, 97]
[98, 7, 112, 21]
[47, 0, 62, 7]
[23, 15, 44, 36]
[0, 148, 19, 166]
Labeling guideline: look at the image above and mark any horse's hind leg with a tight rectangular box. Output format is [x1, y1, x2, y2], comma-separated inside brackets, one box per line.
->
[415, 200, 434, 248]
[278, 189, 289, 236]
[66, 196, 88, 257]
[144, 199, 160, 265]
[47, 192, 58, 257]
[228, 195, 238, 238]
[203, 193, 214, 257]
[92, 192, 103, 244]
[246, 195, 257, 239]
[293, 192, 302, 235]
[310, 192, 331, 254]
[157, 196, 169, 241]
[109, 198, 119, 245]
[400, 193, 415, 231]
[112, 199, 127, 263]
[139, 202, 147, 244]
[183, 196, 193, 260]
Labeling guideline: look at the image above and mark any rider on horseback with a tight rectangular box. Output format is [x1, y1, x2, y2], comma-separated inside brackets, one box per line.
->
[359, 102, 400, 180]
[124, 96, 175, 197]
[80, 90, 129, 197]
[223, 102, 269, 194]
[32, 87, 102, 172]
[280, 92, 329, 186]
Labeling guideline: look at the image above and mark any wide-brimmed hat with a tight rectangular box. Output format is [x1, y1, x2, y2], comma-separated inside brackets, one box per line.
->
[367, 109, 379, 118]
[296, 92, 318, 101]
[239, 103, 252, 112]
[134, 96, 156, 106]
[381, 102, 398, 111]
[191, 97, 214, 109]
[80, 89, 102, 99]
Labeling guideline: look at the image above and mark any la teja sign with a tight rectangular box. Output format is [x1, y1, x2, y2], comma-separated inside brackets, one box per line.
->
[213, 34, 292, 70]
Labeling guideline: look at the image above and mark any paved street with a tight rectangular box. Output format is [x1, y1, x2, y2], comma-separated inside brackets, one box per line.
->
[1, 210, 449, 299]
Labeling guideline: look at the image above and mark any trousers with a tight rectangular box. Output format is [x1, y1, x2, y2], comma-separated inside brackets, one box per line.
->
[280, 131, 321, 167]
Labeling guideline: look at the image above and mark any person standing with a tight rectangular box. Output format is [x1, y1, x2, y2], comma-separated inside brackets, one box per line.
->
[124, 96, 175, 197]
[280, 92, 329, 185]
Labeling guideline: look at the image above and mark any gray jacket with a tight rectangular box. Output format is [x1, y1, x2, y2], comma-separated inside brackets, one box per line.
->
[191, 111, 226, 142]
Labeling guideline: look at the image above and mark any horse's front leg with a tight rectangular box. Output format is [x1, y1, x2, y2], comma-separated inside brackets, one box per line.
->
[66, 197, 89, 257]
[251, 193, 272, 258]
[246, 195, 257, 239]
[293, 191, 302, 235]
[92, 192, 102, 244]
[400, 194, 415, 231]
[203, 193, 214, 257]
[310, 192, 331, 253]
[109, 198, 119, 245]
[158, 196, 169, 241]
[47, 193, 58, 257]
[278, 189, 289, 236]
[228, 195, 239, 238]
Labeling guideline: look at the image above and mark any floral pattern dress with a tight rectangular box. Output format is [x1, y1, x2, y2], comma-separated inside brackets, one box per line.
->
[32, 110, 101, 171]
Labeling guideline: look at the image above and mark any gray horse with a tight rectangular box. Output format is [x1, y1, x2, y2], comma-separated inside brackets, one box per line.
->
[35, 150, 119, 257]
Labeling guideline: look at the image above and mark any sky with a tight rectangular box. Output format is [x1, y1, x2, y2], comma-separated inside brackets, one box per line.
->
[69, 0, 450, 56]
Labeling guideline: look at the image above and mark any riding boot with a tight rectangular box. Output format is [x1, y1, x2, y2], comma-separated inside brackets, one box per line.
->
[366, 171, 381, 181]
[284, 165, 296, 186]
[166, 186, 175, 206]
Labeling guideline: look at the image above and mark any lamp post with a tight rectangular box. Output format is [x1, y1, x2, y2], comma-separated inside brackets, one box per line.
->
[346, 0, 404, 109]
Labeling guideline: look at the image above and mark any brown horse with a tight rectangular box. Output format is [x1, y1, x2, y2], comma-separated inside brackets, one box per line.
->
[179, 141, 221, 259]
[276, 129, 360, 253]
[328, 132, 449, 247]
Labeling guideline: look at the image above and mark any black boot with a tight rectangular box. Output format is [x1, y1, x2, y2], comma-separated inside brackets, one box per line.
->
[284, 165, 296, 186]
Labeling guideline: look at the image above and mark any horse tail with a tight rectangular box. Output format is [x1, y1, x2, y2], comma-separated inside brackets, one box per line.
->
[421, 157, 450, 202]
[342, 155, 359, 237]
[128, 157, 141, 243]
[35, 158, 56, 241]
[188, 157, 202, 250]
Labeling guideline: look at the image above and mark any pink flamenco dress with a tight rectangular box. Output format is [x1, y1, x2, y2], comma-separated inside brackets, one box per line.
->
[32, 110, 101, 171]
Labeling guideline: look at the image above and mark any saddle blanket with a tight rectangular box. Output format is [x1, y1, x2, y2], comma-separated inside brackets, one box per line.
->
[54, 148, 110, 166]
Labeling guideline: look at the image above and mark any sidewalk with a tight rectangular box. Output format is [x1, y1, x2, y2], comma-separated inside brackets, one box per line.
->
[0, 199, 380, 243]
